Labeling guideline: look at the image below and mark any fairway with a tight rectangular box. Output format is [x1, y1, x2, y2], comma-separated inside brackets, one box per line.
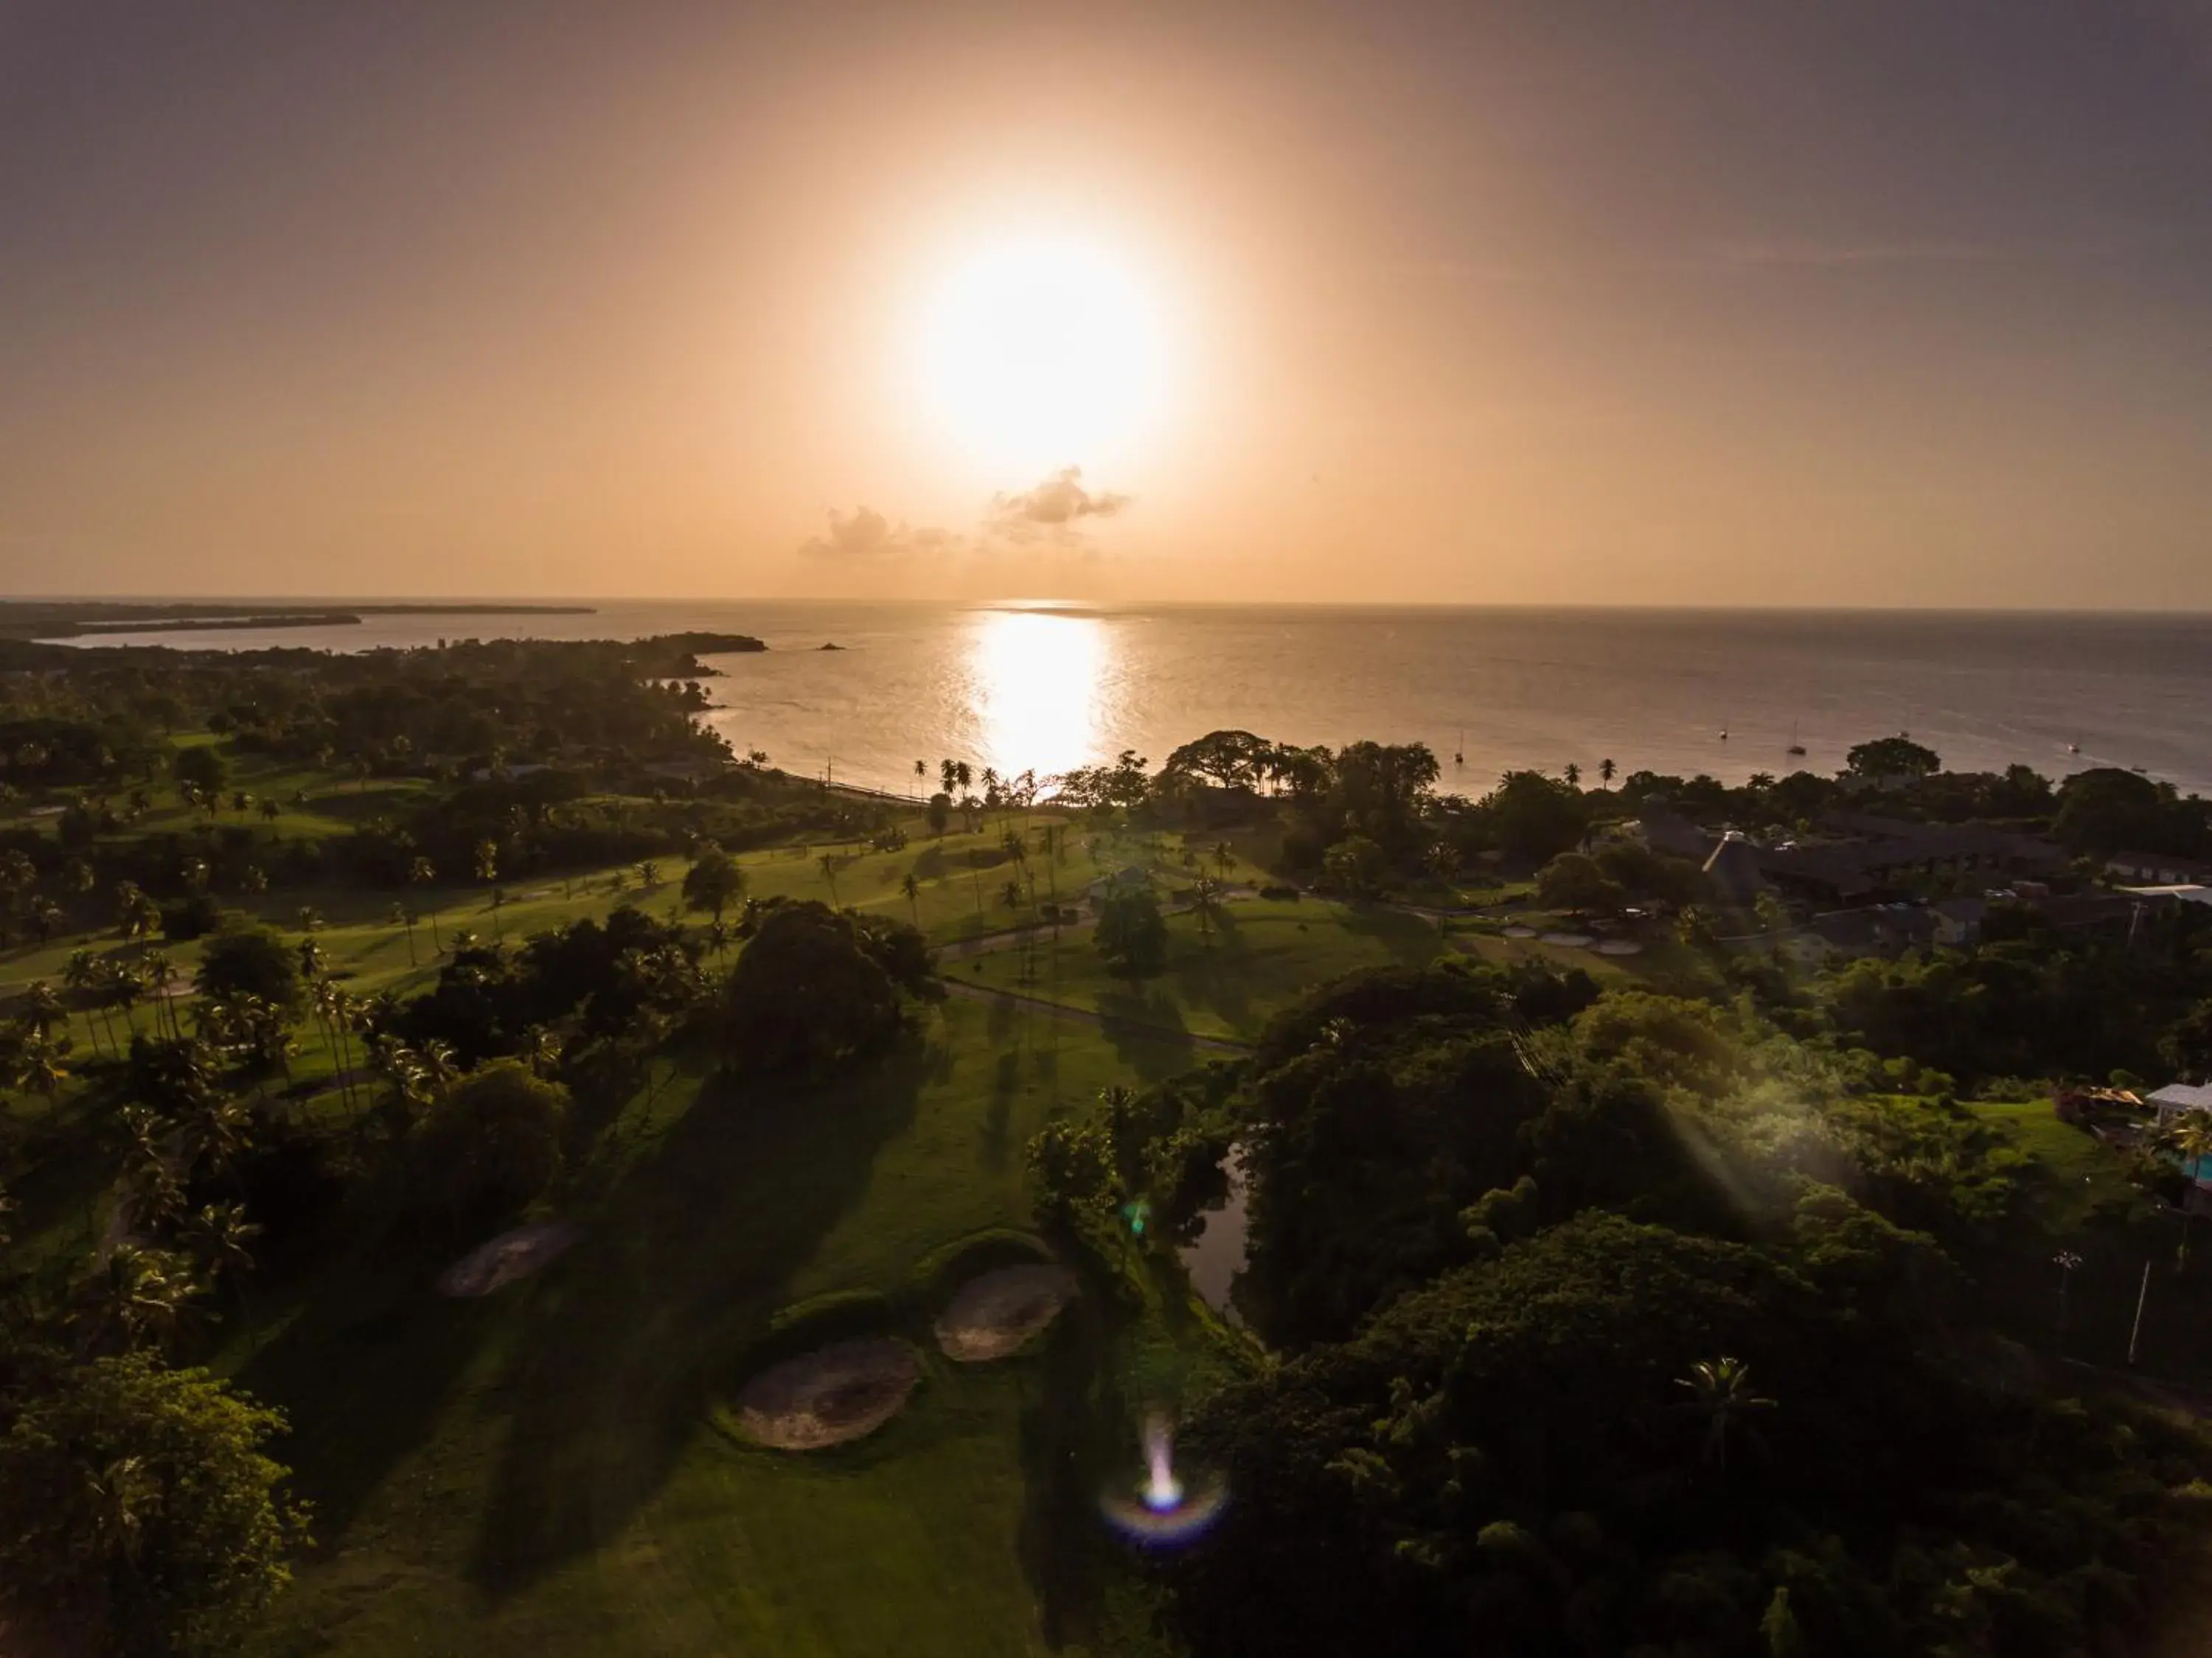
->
[949, 898, 1447, 1044]
[238, 996, 1191, 1657]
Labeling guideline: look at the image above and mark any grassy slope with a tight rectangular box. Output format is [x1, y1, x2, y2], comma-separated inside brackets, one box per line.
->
[945, 898, 1448, 1043]
[241, 996, 1189, 1658]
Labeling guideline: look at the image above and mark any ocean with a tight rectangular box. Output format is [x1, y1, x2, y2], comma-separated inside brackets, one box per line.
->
[53, 603, 2212, 799]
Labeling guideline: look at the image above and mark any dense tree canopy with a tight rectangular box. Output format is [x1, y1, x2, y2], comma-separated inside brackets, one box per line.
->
[720, 900, 934, 1072]
[0, 1353, 308, 1657]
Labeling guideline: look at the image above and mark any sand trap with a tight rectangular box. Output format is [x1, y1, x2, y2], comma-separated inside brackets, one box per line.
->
[436, 1221, 580, 1297]
[1501, 925, 1538, 939]
[735, 1338, 921, 1450]
[1593, 938, 1645, 956]
[1540, 932, 1595, 948]
[934, 1264, 1078, 1362]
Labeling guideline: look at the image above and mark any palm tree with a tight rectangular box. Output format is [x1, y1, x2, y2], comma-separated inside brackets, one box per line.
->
[1564, 761, 1582, 788]
[63, 952, 107, 1057]
[1192, 875, 1223, 948]
[488, 887, 507, 939]
[389, 901, 416, 967]
[21, 978, 64, 1041]
[408, 856, 442, 951]
[901, 872, 921, 925]
[2163, 1109, 2212, 1266]
[1674, 1356, 1775, 1474]
[142, 951, 181, 1040]
[637, 860, 660, 889]
[939, 757, 959, 797]
[295, 906, 324, 935]
[297, 937, 326, 982]
[818, 852, 841, 906]
[179, 1097, 254, 1185]
[12, 1032, 70, 1108]
[1599, 757, 1617, 789]
[914, 759, 928, 791]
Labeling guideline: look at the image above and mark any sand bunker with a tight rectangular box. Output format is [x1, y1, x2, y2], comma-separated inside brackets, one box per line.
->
[735, 1338, 921, 1450]
[437, 1221, 580, 1297]
[1540, 932, 1596, 948]
[1593, 938, 1645, 956]
[1500, 925, 1538, 939]
[934, 1264, 1078, 1362]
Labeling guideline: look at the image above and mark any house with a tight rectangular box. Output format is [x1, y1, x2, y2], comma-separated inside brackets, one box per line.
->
[1930, 897, 1986, 946]
[1752, 816, 2066, 906]
[2108, 850, 2212, 886]
[1638, 809, 1717, 862]
[2150, 1081, 2212, 1127]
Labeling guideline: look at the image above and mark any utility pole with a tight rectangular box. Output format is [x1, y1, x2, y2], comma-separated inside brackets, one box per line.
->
[2128, 1258, 2153, 1367]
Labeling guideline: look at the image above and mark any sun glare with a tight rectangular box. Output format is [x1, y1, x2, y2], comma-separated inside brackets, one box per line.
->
[914, 234, 1170, 479]
[970, 607, 1113, 780]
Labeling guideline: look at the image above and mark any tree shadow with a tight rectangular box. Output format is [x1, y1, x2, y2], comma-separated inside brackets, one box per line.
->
[1094, 982, 1200, 1082]
[1340, 903, 1446, 966]
[232, 1219, 499, 1547]
[462, 1037, 930, 1592]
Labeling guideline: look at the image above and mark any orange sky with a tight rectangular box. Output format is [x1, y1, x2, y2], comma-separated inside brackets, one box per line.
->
[3, 3, 2210, 607]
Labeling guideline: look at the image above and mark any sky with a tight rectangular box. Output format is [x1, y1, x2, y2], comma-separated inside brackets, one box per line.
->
[2, 0, 2209, 608]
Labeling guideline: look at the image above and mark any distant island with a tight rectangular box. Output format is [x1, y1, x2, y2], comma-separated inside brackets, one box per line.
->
[0, 600, 597, 642]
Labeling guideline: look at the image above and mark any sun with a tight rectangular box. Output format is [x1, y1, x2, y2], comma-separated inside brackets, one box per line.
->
[912, 232, 1171, 479]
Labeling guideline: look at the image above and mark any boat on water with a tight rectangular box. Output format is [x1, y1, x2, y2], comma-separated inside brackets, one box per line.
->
[1453, 726, 1464, 766]
[1787, 719, 1806, 757]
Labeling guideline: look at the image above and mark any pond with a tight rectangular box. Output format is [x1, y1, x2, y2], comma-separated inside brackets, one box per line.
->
[1176, 1146, 1250, 1328]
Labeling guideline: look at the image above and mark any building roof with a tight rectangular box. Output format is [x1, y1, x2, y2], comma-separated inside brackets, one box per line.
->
[2110, 850, 2212, 882]
[2151, 1082, 2212, 1115]
[2119, 884, 2212, 908]
[1701, 836, 1770, 908]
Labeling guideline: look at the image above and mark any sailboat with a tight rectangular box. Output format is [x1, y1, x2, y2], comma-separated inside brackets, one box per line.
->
[1787, 720, 1806, 758]
[1453, 728, 1464, 766]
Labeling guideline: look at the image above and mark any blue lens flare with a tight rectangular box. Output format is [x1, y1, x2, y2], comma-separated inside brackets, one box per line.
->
[1100, 1414, 1226, 1545]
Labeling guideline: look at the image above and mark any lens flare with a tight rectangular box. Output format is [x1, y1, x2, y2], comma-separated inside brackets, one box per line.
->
[1100, 1413, 1226, 1545]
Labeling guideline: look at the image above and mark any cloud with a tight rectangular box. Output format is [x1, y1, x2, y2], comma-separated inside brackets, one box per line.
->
[798, 505, 961, 558]
[985, 467, 1130, 541]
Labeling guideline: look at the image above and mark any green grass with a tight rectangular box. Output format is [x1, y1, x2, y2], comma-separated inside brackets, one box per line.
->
[947, 897, 1446, 1043]
[237, 996, 1194, 1657]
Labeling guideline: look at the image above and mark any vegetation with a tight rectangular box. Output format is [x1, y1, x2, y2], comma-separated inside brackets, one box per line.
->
[6, 634, 2212, 1654]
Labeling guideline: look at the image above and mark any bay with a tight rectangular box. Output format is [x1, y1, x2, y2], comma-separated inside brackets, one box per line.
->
[55, 602, 2212, 799]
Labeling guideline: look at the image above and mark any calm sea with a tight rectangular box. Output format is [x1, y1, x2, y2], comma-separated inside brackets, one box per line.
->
[54, 603, 2212, 799]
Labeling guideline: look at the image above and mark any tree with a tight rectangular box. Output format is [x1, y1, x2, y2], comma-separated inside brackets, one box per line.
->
[817, 851, 842, 906]
[1753, 889, 1795, 938]
[1094, 887, 1169, 979]
[195, 926, 302, 1019]
[1845, 732, 1941, 780]
[2052, 766, 2174, 858]
[1322, 833, 1388, 898]
[925, 791, 953, 836]
[1674, 1355, 1776, 1473]
[1483, 770, 1591, 864]
[2163, 998, 2212, 1080]
[0, 1351, 308, 1655]
[721, 901, 914, 1072]
[2162, 1110, 2212, 1267]
[1599, 757, 1617, 789]
[389, 902, 416, 967]
[681, 842, 745, 924]
[1535, 852, 1624, 915]
[411, 1059, 569, 1225]
[1161, 729, 1274, 792]
[900, 871, 921, 924]
[173, 743, 227, 798]
[408, 856, 441, 951]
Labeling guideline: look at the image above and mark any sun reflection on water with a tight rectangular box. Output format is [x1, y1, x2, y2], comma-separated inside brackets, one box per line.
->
[970, 608, 1111, 781]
